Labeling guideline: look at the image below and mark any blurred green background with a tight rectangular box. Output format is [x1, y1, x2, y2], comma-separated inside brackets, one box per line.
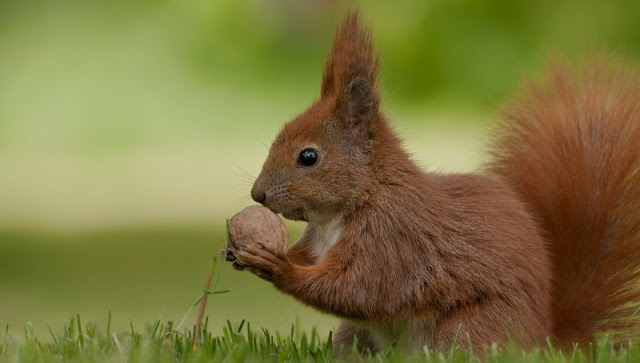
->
[1, 0, 639, 340]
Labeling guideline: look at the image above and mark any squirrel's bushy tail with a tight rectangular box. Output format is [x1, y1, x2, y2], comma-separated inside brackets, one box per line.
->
[488, 57, 640, 346]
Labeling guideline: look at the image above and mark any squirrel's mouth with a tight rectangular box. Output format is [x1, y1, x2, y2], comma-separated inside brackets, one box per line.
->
[260, 199, 306, 221]
[282, 208, 306, 222]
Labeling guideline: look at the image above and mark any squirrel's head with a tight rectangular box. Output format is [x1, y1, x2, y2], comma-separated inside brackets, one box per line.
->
[251, 12, 383, 223]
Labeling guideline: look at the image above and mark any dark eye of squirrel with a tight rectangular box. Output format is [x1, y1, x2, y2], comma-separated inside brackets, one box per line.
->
[297, 148, 319, 167]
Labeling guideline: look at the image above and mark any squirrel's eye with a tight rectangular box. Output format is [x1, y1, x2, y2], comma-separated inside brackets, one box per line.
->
[297, 148, 319, 167]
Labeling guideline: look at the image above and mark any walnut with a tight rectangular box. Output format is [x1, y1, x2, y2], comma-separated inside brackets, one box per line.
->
[227, 205, 289, 256]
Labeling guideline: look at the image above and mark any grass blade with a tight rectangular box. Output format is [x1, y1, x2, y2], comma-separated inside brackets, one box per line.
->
[177, 219, 231, 336]
[150, 317, 161, 340]
[106, 310, 111, 338]
[76, 313, 85, 348]
[194, 258, 217, 350]
[46, 323, 62, 354]
[2, 324, 8, 356]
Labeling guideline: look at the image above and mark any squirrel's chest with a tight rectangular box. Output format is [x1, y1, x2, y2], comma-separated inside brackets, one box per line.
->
[309, 217, 343, 260]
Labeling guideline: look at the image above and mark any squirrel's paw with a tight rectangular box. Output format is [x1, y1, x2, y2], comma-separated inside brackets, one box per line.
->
[230, 241, 291, 282]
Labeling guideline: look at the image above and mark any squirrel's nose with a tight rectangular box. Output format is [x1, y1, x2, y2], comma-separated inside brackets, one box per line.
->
[251, 185, 266, 204]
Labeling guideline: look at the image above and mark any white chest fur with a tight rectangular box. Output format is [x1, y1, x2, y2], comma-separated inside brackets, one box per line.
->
[309, 216, 343, 260]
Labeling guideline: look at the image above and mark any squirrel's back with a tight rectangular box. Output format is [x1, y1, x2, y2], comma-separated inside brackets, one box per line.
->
[488, 57, 640, 346]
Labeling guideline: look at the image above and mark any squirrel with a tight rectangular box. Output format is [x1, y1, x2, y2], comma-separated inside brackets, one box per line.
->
[226, 12, 640, 354]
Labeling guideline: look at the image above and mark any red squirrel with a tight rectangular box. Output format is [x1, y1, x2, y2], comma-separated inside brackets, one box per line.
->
[227, 12, 640, 354]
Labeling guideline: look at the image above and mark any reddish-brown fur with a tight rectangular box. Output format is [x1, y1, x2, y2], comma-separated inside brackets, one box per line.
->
[228, 12, 640, 354]
[488, 57, 640, 347]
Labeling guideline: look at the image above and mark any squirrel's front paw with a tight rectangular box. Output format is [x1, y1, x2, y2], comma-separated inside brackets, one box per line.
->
[231, 241, 290, 281]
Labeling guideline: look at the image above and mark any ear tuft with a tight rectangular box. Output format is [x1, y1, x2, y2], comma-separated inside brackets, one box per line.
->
[321, 11, 380, 103]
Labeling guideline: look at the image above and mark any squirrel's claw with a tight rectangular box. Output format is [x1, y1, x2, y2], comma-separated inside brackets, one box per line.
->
[224, 249, 236, 261]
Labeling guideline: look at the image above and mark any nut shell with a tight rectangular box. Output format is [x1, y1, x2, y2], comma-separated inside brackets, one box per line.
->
[228, 205, 289, 254]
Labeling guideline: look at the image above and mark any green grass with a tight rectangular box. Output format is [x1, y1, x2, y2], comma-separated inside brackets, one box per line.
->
[0, 228, 336, 344]
[6, 314, 332, 362]
[2, 314, 639, 362]
[4, 228, 638, 362]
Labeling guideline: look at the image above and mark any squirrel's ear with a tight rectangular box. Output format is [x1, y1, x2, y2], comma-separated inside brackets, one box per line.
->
[339, 77, 378, 137]
[321, 12, 380, 141]
[321, 12, 379, 100]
